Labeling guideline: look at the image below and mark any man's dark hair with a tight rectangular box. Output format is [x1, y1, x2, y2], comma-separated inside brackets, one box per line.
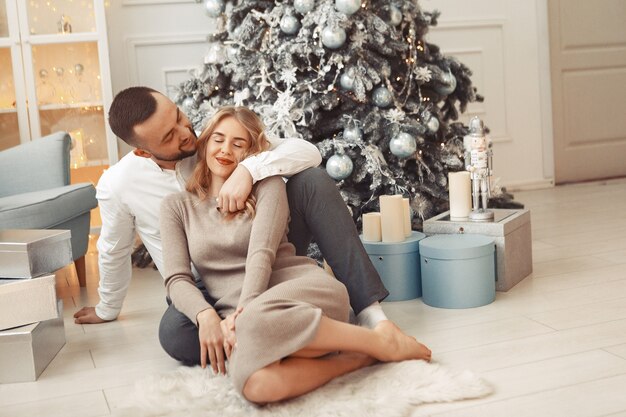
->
[109, 86, 159, 146]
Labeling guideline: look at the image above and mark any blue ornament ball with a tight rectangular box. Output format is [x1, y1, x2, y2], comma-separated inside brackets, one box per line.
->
[389, 5, 402, 26]
[280, 15, 300, 35]
[343, 126, 363, 141]
[427, 117, 440, 132]
[326, 154, 353, 180]
[294, 0, 315, 14]
[321, 26, 347, 49]
[203, 0, 225, 17]
[389, 132, 417, 158]
[340, 71, 355, 90]
[435, 72, 457, 95]
[335, 0, 361, 15]
[372, 86, 393, 107]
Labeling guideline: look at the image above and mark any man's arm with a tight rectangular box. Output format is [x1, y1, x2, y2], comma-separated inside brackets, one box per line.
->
[218, 137, 321, 213]
[74, 176, 136, 323]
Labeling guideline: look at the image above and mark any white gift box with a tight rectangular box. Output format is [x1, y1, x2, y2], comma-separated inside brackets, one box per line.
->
[0, 274, 58, 331]
[0, 229, 72, 279]
[0, 300, 66, 383]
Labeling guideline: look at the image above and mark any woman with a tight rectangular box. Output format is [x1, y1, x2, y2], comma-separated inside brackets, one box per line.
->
[160, 107, 431, 404]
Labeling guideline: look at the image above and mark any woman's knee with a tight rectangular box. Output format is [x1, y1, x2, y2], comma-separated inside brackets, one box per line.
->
[242, 363, 288, 404]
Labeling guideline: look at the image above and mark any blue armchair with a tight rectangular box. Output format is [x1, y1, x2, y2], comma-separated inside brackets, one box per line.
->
[0, 132, 98, 286]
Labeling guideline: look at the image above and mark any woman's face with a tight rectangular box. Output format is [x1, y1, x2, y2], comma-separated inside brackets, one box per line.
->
[205, 116, 251, 180]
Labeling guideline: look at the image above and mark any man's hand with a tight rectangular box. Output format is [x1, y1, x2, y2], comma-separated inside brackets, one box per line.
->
[197, 308, 227, 375]
[218, 165, 253, 213]
[73, 307, 111, 324]
[220, 307, 242, 360]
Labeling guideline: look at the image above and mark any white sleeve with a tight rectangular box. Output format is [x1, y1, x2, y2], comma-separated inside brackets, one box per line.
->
[94, 175, 136, 321]
[239, 136, 321, 183]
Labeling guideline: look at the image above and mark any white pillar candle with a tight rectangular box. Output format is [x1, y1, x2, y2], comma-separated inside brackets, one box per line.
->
[402, 198, 412, 237]
[448, 171, 472, 219]
[380, 195, 405, 242]
[362, 212, 382, 242]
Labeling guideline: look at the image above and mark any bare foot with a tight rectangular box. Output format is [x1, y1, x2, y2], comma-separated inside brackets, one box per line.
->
[373, 320, 432, 362]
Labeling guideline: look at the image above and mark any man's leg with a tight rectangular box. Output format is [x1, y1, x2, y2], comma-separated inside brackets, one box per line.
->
[286, 168, 389, 315]
[159, 300, 201, 366]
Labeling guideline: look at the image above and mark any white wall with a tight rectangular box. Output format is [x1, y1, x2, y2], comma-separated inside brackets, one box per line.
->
[104, 0, 555, 189]
[421, 0, 554, 190]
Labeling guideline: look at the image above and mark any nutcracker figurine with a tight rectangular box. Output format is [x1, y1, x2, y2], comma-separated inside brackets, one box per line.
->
[464, 116, 494, 221]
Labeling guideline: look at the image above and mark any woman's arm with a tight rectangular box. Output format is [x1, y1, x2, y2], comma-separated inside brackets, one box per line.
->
[160, 195, 213, 323]
[237, 176, 290, 308]
[160, 195, 229, 373]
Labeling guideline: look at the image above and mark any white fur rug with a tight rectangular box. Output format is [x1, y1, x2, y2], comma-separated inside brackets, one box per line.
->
[115, 360, 491, 417]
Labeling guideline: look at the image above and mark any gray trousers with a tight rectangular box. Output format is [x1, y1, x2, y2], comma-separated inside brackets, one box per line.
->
[158, 167, 388, 366]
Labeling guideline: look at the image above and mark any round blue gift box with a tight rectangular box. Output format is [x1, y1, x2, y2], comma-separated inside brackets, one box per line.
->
[419, 234, 496, 309]
[360, 231, 426, 301]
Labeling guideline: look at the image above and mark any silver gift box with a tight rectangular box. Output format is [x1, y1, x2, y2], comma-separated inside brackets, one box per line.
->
[0, 274, 58, 330]
[0, 229, 72, 278]
[423, 209, 533, 291]
[0, 300, 66, 383]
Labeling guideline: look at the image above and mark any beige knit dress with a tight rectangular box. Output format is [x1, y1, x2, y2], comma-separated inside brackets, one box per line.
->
[159, 175, 350, 394]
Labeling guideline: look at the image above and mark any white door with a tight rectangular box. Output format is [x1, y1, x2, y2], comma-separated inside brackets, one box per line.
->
[548, 0, 626, 183]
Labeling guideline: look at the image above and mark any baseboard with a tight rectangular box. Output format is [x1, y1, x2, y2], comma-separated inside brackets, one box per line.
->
[503, 178, 555, 192]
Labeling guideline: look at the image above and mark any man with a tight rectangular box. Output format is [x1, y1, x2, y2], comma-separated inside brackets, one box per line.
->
[74, 86, 390, 365]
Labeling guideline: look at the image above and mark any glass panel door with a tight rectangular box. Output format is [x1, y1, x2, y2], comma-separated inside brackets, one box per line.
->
[0, 47, 21, 151]
[25, 0, 96, 35]
[31, 41, 107, 168]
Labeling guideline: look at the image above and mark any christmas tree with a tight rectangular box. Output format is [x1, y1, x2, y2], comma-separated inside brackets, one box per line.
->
[177, 0, 515, 231]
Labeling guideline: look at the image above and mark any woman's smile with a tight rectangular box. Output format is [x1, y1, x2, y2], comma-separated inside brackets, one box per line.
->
[216, 157, 234, 166]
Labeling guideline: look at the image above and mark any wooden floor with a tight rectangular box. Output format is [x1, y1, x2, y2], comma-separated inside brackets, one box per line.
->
[1, 179, 626, 417]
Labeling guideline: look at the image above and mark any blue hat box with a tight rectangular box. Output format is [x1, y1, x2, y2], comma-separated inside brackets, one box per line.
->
[419, 234, 496, 309]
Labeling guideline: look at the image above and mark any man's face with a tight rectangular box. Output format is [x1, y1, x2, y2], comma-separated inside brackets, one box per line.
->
[132, 93, 198, 163]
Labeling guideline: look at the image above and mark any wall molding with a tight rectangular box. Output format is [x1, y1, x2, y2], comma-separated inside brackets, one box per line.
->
[430, 19, 506, 31]
[124, 33, 209, 85]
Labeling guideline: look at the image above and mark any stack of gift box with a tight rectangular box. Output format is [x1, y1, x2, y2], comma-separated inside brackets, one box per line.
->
[0, 229, 70, 383]
[360, 195, 427, 301]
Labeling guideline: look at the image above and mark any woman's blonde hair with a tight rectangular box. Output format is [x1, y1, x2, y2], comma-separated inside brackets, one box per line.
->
[186, 106, 270, 219]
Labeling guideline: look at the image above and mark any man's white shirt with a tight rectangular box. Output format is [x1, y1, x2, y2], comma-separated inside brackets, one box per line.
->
[95, 137, 321, 320]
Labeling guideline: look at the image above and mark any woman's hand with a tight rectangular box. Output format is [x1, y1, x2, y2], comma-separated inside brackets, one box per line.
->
[221, 307, 243, 360]
[197, 308, 227, 374]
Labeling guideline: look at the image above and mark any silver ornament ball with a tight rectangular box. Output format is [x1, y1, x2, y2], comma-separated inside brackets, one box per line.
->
[54, 66, 65, 77]
[321, 26, 347, 49]
[427, 117, 440, 132]
[280, 15, 300, 35]
[435, 72, 457, 95]
[294, 0, 315, 14]
[343, 126, 363, 141]
[39, 69, 48, 79]
[335, 0, 361, 15]
[339, 72, 355, 90]
[326, 154, 353, 180]
[74, 63, 84, 76]
[226, 45, 239, 63]
[204, 0, 225, 17]
[389, 5, 402, 26]
[389, 132, 417, 158]
[372, 86, 393, 107]
[181, 97, 195, 112]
